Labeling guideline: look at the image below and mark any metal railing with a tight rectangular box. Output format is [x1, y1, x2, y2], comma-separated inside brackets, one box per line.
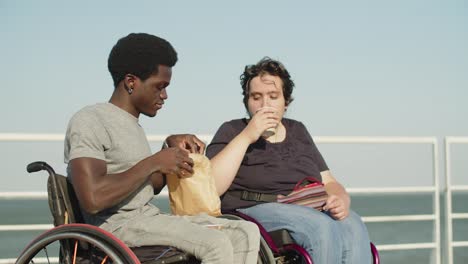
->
[0, 133, 442, 263]
[445, 136, 468, 264]
[315, 136, 440, 260]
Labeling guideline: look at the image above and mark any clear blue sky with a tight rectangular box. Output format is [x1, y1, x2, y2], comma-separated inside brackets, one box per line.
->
[1, 0, 467, 191]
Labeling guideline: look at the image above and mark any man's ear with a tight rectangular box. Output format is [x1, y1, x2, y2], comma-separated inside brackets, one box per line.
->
[124, 74, 138, 88]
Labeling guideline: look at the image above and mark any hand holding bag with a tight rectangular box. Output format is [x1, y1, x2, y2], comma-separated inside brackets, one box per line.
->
[277, 177, 328, 211]
[166, 153, 221, 216]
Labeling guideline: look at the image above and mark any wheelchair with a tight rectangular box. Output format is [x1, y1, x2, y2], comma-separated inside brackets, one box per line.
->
[16, 161, 200, 264]
[16, 161, 380, 264]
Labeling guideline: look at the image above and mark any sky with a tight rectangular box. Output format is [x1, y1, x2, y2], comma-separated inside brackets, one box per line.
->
[0, 0, 467, 192]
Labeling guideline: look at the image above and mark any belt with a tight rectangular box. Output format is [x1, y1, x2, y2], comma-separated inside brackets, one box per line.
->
[229, 190, 278, 203]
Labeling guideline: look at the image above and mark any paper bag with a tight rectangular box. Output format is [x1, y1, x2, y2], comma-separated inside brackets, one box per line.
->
[166, 153, 221, 216]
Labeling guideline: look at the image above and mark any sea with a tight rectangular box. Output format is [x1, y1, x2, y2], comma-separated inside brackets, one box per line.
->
[1, 193, 468, 264]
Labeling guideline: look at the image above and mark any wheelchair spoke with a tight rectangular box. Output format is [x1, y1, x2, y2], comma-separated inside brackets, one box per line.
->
[43, 246, 50, 264]
[100, 255, 109, 264]
[72, 240, 78, 264]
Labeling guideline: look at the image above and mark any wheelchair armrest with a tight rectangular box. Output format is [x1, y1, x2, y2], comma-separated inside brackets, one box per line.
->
[268, 229, 295, 247]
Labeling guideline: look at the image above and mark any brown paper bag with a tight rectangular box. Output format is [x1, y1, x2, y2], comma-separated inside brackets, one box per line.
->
[166, 153, 221, 216]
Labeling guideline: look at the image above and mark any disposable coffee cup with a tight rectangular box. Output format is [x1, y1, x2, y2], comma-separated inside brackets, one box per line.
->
[262, 127, 276, 138]
[255, 107, 277, 138]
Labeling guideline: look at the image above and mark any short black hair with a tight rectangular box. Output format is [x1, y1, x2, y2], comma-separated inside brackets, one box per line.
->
[240, 57, 295, 109]
[108, 33, 178, 87]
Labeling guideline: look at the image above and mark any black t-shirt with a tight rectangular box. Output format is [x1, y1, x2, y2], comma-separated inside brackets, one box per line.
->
[206, 118, 329, 212]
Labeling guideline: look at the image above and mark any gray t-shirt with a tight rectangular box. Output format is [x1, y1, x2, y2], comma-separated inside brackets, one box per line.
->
[64, 103, 159, 232]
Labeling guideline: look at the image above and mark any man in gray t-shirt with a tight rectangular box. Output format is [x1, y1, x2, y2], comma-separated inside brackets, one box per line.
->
[64, 33, 260, 264]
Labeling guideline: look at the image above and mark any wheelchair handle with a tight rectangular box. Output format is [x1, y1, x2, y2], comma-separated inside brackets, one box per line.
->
[27, 161, 63, 217]
[27, 161, 56, 175]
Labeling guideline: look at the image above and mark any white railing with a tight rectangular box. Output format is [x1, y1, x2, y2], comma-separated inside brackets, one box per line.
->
[316, 136, 440, 260]
[0, 133, 441, 263]
[445, 136, 468, 264]
[0, 258, 58, 264]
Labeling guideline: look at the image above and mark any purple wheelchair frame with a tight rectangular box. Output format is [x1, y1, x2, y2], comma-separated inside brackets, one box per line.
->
[230, 211, 380, 264]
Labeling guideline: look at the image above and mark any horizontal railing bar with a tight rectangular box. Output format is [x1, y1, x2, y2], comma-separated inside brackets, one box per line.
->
[0, 133, 214, 143]
[0, 192, 48, 199]
[0, 260, 14, 264]
[362, 215, 436, 223]
[347, 187, 436, 193]
[0, 133, 438, 144]
[449, 185, 468, 191]
[0, 133, 64, 141]
[0, 224, 53, 231]
[2, 186, 438, 200]
[453, 241, 468, 247]
[452, 213, 468, 219]
[376, 242, 437, 251]
[0, 257, 58, 264]
[315, 136, 436, 144]
[0, 215, 437, 232]
[446, 137, 468, 144]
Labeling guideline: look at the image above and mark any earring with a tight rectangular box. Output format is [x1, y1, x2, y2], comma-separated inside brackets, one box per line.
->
[124, 83, 133, 94]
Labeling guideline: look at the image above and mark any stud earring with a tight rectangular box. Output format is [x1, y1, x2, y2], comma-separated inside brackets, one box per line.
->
[124, 83, 133, 94]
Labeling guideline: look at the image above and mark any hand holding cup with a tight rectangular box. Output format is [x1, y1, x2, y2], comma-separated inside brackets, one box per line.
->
[257, 107, 279, 138]
[242, 106, 279, 143]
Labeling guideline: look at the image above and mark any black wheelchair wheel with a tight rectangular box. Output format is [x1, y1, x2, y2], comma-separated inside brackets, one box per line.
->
[279, 245, 313, 264]
[280, 250, 306, 264]
[16, 223, 140, 264]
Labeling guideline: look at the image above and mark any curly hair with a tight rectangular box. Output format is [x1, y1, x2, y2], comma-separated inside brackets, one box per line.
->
[108, 33, 178, 88]
[240, 57, 295, 109]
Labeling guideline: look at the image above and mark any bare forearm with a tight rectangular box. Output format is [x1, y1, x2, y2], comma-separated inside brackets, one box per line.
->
[210, 132, 251, 195]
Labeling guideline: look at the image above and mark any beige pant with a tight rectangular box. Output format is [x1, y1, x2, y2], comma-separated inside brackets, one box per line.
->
[113, 212, 260, 264]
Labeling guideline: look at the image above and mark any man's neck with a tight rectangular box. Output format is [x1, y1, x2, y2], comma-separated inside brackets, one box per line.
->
[109, 89, 139, 118]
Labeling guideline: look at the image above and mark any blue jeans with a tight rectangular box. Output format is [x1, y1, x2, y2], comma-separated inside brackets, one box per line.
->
[238, 203, 371, 264]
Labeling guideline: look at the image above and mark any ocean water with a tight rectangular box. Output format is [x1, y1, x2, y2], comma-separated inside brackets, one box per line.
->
[1, 193, 468, 264]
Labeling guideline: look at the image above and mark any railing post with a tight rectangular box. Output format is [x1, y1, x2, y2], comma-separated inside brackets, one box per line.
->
[445, 137, 468, 264]
[446, 137, 453, 264]
[433, 138, 441, 264]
